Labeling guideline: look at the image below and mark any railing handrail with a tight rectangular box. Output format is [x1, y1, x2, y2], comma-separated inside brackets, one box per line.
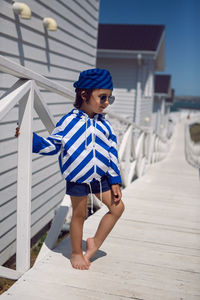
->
[107, 111, 167, 143]
[0, 55, 74, 101]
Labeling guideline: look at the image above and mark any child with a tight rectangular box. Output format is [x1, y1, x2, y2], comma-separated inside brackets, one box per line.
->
[20, 68, 124, 270]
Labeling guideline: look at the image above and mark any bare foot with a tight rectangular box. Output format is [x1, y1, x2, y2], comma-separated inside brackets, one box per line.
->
[84, 238, 98, 262]
[70, 253, 90, 270]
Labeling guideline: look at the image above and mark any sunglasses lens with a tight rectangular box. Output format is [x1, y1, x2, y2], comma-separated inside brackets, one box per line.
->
[99, 95, 115, 105]
[99, 95, 106, 104]
[108, 96, 115, 105]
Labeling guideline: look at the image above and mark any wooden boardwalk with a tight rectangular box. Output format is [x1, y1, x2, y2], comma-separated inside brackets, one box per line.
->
[1, 120, 200, 300]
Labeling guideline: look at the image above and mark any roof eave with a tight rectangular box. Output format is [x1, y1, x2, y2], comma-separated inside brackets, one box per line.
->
[154, 92, 169, 97]
[97, 49, 155, 59]
[154, 30, 165, 71]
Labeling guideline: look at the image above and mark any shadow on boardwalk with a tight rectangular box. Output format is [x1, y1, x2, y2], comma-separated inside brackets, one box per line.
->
[1, 120, 200, 300]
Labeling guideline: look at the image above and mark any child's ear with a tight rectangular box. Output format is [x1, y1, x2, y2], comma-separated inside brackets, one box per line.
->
[81, 91, 87, 101]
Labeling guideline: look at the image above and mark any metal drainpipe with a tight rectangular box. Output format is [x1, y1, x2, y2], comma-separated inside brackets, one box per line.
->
[134, 54, 143, 142]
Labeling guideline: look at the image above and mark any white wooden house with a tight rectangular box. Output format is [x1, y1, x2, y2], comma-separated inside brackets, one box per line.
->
[97, 24, 165, 127]
[153, 74, 172, 137]
[0, 0, 100, 266]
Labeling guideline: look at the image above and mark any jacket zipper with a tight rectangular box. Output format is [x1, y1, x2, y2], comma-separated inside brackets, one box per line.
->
[91, 119, 96, 175]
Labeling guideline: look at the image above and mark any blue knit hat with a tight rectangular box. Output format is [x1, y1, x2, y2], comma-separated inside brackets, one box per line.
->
[73, 68, 113, 90]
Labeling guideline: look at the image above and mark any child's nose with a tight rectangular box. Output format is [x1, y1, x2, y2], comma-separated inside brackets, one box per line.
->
[103, 100, 109, 107]
[104, 97, 110, 105]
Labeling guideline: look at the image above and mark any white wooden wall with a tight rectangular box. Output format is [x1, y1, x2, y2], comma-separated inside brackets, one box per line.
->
[0, 0, 99, 265]
[139, 59, 154, 127]
[96, 58, 137, 120]
[97, 56, 154, 126]
[152, 97, 161, 133]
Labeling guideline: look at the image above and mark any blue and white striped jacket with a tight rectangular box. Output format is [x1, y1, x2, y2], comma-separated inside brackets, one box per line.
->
[33, 108, 122, 185]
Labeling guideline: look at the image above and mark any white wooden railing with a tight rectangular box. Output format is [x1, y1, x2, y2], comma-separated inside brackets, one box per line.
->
[107, 112, 172, 187]
[185, 114, 200, 169]
[0, 55, 172, 280]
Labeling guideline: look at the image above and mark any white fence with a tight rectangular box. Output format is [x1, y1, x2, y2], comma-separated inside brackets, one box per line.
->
[0, 55, 172, 280]
[185, 114, 200, 169]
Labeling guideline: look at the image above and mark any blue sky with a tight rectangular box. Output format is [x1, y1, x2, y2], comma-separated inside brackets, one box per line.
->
[99, 0, 200, 96]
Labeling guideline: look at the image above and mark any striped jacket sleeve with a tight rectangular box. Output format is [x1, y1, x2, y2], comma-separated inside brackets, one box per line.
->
[107, 125, 122, 185]
[33, 119, 65, 155]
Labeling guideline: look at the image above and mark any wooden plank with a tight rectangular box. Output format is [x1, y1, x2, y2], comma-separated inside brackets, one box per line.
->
[1, 199, 17, 226]
[33, 82, 55, 133]
[22, 62, 78, 82]
[68, 0, 99, 22]
[16, 82, 34, 273]
[31, 176, 64, 210]
[87, 0, 100, 10]
[0, 168, 17, 190]
[1, 166, 61, 221]
[0, 153, 18, 175]
[0, 79, 31, 121]
[47, 104, 71, 116]
[75, 0, 99, 19]
[0, 122, 19, 140]
[0, 33, 95, 66]
[0, 227, 16, 254]
[0, 266, 22, 280]
[0, 106, 18, 123]
[41, 92, 73, 104]
[32, 155, 58, 174]
[0, 73, 17, 89]
[35, 195, 71, 264]
[30, 194, 64, 239]
[32, 163, 59, 186]
[31, 192, 65, 230]
[0, 241, 16, 266]
[1, 206, 16, 234]
[32, 180, 63, 209]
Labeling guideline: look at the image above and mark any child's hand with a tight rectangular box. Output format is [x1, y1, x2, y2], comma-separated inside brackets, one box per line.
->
[111, 184, 122, 203]
[15, 124, 20, 137]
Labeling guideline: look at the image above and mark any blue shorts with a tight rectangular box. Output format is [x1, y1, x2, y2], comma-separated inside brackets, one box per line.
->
[66, 176, 111, 197]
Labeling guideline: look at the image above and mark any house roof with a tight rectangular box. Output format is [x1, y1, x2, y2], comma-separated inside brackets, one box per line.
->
[154, 74, 171, 95]
[97, 24, 165, 52]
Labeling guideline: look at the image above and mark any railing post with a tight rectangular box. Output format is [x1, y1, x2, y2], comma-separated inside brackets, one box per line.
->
[16, 81, 33, 273]
[146, 128, 154, 164]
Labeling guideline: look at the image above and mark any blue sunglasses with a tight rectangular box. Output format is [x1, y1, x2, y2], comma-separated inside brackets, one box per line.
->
[99, 95, 115, 105]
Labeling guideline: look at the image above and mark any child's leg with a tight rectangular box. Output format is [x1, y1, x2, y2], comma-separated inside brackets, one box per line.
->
[84, 190, 124, 261]
[70, 195, 90, 270]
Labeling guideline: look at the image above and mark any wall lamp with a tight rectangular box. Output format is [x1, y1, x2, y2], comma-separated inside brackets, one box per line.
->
[12, 2, 32, 19]
[145, 117, 150, 123]
[43, 18, 57, 31]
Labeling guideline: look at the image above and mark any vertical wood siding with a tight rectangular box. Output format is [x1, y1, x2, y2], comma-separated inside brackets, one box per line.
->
[139, 60, 154, 127]
[97, 57, 137, 120]
[0, 0, 100, 265]
[97, 56, 155, 126]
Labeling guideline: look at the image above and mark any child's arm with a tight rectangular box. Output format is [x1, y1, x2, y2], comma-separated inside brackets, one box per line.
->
[33, 132, 62, 155]
[106, 124, 122, 186]
[15, 123, 63, 155]
[33, 115, 70, 155]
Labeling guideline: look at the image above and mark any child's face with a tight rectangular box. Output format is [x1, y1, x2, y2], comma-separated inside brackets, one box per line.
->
[82, 89, 112, 116]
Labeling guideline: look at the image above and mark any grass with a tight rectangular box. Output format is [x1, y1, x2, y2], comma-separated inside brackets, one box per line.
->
[0, 230, 69, 295]
[189, 123, 200, 143]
